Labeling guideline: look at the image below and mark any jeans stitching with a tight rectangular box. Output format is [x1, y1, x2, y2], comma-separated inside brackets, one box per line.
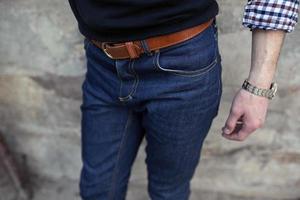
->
[108, 111, 132, 200]
[118, 59, 139, 101]
[155, 50, 218, 77]
[130, 59, 139, 97]
[154, 25, 218, 77]
[217, 61, 223, 98]
[115, 60, 124, 100]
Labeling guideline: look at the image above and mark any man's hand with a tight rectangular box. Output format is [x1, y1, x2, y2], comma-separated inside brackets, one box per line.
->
[221, 29, 285, 141]
[222, 89, 269, 141]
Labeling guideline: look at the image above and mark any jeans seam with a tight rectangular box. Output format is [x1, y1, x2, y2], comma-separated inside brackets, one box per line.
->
[155, 50, 218, 77]
[115, 60, 124, 100]
[130, 59, 139, 97]
[153, 25, 218, 78]
[141, 40, 153, 56]
[108, 111, 132, 200]
[118, 59, 139, 101]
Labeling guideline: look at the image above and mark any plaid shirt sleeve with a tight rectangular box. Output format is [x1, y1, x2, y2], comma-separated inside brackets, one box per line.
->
[243, 0, 299, 32]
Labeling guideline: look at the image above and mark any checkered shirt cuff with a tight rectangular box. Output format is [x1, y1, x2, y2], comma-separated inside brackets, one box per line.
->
[243, 0, 299, 32]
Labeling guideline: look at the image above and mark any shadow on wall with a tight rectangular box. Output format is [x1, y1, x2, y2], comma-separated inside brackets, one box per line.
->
[0, 133, 31, 200]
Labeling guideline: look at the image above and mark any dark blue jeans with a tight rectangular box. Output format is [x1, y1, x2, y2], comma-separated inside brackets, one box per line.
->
[80, 21, 222, 200]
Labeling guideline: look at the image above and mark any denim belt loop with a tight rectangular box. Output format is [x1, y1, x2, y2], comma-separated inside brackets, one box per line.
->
[141, 40, 153, 56]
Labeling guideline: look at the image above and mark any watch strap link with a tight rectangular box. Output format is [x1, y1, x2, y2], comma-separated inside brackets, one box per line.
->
[242, 79, 277, 100]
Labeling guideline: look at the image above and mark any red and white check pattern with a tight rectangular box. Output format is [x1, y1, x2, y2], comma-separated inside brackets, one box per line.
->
[243, 0, 299, 32]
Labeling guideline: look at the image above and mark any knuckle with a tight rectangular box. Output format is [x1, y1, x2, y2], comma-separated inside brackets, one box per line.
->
[249, 124, 257, 130]
[238, 134, 248, 141]
[241, 134, 248, 141]
[259, 119, 265, 127]
[247, 120, 261, 130]
[225, 122, 234, 130]
[253, 120, 263, 128]
[231, 108, 241, 116]
[249, 126, 258, 132]
[236, 137, 245, 142]
[245, 123, 255, 130]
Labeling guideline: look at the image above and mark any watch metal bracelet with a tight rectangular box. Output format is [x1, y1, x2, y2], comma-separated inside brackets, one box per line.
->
[242, 79, 278, 100]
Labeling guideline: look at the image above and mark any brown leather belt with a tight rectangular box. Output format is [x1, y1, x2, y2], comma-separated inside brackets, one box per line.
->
[90, 19, 213, 60]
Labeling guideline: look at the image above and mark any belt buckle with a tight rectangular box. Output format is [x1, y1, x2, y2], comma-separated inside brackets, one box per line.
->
[101, 43, 114, 59]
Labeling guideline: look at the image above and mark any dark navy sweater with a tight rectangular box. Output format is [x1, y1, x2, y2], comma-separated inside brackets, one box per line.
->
[68, 0, 219, 42]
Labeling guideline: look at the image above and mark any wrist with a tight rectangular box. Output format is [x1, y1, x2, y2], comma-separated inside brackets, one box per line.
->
[247, 74, 274, 89]
[241, 79, 278, 100]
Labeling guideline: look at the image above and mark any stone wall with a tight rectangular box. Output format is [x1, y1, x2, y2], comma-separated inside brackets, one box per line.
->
[0, 0, 299, 199]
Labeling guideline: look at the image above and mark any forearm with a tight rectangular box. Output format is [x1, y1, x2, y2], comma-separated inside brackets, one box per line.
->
[247, 29, 286, 88]
[222, 0, 298, 141]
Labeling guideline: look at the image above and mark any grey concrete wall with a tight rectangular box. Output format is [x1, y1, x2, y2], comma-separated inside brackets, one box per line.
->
[0, 0, 299, 199]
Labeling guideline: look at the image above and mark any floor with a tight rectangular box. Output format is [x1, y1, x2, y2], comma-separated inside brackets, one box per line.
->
[0, 172, 284, 200]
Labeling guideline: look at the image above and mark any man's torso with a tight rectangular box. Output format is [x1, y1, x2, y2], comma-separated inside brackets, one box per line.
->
[68, 0, 219, 42]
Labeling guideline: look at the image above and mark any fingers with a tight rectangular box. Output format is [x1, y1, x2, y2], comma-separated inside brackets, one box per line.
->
[222, 89, 268, 142]
[222, 117, 263, 141]
[222, 107, 242, 135]
[222, 123, 251, 141]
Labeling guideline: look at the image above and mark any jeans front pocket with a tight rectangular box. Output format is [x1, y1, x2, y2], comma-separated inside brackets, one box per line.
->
[154, 24, 218, 78]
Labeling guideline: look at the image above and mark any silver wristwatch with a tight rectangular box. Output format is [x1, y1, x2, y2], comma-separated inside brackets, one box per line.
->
[242, 79, 278, 100]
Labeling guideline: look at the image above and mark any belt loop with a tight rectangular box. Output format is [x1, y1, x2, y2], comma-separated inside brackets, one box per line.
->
[141, 40, 153, 56]
[125, 42, 139, 59]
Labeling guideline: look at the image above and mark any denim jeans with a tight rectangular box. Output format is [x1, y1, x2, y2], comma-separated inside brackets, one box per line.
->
[79, 20, 222, 200]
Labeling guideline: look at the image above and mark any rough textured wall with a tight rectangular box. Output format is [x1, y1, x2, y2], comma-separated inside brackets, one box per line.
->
[0, 0, 299, 199]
